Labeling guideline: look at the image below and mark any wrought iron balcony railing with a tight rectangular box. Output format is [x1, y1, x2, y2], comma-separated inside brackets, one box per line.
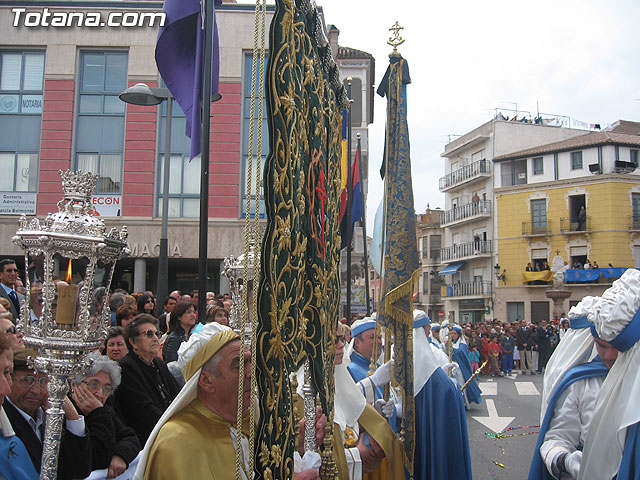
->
[439, 159, 491, 191]
[560, 216, 591, 233]
[440, 200, 491, 226]
[441, 240, 492, 262]
[522, 220, 552, 236]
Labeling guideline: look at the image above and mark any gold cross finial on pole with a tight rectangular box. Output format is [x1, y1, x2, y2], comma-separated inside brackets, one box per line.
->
[556, 249, 560, 256]
[387, 21, 405, 54]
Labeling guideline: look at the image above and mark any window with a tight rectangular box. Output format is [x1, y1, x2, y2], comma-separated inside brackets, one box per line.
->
[471, 149, 485, 162]
[631, 149, 639, 167]
[533, 157, 543, 175]
[531, 301, 550, 322]
[430, 235, 441, 261]
[75, 52, 127, 194]
[422, 236, 428, 258]
[423, 272, 429, 293]
[500, 159, 527, 186]
[241, 53, 267, 219]
[507, 302, 524, 322]
[531, 199, 547, 233]
[156, 84, 201, 218]
[346, 77, 362, 126]
[0, 51, 44, 193]
[632, 193, 640, 226]
[571, 151, 583, 170]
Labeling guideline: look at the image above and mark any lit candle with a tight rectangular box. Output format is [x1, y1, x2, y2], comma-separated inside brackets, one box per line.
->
[55, 260, 78, 328]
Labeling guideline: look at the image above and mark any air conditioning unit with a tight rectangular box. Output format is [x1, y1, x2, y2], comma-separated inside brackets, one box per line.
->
[588, 163, 601, 174]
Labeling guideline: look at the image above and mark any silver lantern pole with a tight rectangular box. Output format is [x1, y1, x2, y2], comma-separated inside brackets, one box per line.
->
[12, 170, 129, 480]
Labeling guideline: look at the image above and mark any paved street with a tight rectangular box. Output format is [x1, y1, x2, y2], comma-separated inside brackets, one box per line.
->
[466, 372, 545, 479]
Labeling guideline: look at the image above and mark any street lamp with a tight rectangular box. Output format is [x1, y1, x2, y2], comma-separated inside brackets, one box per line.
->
[119, 83, 173, 314]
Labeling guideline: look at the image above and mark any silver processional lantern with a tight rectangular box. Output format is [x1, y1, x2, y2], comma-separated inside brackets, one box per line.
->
[12, 170, 129, 480]
[223, 235, 259, 340]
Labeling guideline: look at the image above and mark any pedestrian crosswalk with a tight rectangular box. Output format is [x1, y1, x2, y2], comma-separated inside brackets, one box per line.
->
[515, 381, 540, 395]
[478, 379, 540, 396]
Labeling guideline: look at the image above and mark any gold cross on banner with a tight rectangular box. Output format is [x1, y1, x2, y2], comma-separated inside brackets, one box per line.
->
[387, 21, 405, 52]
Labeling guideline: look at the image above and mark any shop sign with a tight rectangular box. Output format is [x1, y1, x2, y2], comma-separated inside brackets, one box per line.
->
[91, 195, 121, 217]
[0, 192, 36, 214]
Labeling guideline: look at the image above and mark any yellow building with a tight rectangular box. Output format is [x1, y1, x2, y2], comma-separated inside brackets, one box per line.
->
[493, 130, 640, 322]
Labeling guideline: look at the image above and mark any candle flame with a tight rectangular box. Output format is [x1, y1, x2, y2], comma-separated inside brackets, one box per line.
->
[65, 259, 72, 283]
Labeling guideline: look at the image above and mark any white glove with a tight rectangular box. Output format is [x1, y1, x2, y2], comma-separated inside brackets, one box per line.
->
[374, 399, 394, 419]
[564, 450, 582, 478]
[369, 360, 392, 387]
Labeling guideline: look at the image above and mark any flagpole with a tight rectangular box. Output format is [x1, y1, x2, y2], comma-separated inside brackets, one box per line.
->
[345, 77, 353, 321]
[357, 133, 371, 316]
[198, 0, 215, 320]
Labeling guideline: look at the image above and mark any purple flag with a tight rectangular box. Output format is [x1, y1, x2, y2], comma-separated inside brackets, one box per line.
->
[155, 0, 221, 160]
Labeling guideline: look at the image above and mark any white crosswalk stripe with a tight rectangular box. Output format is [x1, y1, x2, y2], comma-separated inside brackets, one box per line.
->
[478, 382, 497, 396]
[515, 381, 540, 395]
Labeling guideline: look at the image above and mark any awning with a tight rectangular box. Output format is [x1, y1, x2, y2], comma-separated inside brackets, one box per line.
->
[439, 262, 464, 275]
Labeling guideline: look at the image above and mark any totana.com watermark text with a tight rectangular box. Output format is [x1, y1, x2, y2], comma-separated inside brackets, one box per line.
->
[11, 8, 166, 27]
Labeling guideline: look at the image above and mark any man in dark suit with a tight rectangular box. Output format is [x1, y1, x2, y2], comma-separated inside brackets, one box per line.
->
[4, 349, 92, 480]
[0, 259, 24, 321]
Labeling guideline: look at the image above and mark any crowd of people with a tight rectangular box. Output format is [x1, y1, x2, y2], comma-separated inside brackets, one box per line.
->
[434, 316, 569, 378]
[1, 249, 640, 479]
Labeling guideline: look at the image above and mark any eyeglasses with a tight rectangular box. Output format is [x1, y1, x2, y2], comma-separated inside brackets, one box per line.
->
[82, 380, 113, 395]
[16, 375, 48, 388]
[4, 326, 17, 335]
[140, 329, 161, 339]
[146, 299, 154, 304]
[336, 334, 346, 345]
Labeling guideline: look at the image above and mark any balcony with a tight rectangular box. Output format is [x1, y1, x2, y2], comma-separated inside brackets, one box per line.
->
[522, 220, 552, 237]
[630, 214, 640, 231]
[560, 216, 591, 234]
[441, 240, 492, 262]
[439, 159, 491, 192]
[440, 200, 491, 227]
[441, 280, 492, 298]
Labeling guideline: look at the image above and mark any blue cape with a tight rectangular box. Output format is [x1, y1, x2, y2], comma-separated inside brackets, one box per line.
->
[528, 358, 608, 480]
[414, 367, 472, 479]
[451, 343, 482, 404]
[619, 421, 640, 479]
[0, 431, 39, 480]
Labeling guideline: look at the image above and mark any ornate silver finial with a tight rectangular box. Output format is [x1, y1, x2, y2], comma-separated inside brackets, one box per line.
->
[387, 21, 405, 54]
[59, 170, 98, 205]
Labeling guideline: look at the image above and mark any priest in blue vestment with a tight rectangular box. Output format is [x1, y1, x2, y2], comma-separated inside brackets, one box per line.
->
[413, 310, 472, 480]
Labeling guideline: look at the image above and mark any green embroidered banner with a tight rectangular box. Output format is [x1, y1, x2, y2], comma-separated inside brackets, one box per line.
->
[255, 1, 345, 478]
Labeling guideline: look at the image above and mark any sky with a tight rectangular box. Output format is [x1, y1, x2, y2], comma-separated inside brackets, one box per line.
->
[312, 0, 640, 234]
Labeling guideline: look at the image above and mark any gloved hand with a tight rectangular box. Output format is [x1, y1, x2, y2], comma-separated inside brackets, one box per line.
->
[564, 450, 582, 477]
[374, 399, 394, 419]
[369, 360, 392, 387]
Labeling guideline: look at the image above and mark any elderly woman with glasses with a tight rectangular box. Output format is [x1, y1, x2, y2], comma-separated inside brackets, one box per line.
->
[115, 314, 180, 445]
[71, 353, 140, 479]
[0, 313, 24, 350]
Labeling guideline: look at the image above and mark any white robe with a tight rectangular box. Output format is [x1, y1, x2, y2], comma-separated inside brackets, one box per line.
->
[540, 376, 603, 479]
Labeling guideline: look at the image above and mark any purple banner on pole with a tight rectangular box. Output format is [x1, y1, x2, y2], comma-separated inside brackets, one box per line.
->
[155, 0, 221, 160]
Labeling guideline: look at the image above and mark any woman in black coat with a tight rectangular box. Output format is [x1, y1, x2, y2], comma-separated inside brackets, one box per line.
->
[115, 314, 180, 445]
[71, 352, 141, 478]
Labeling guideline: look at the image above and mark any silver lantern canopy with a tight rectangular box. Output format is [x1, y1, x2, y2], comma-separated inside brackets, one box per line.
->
[223, 237, 259, 339]
[11, 170, 129, 480]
